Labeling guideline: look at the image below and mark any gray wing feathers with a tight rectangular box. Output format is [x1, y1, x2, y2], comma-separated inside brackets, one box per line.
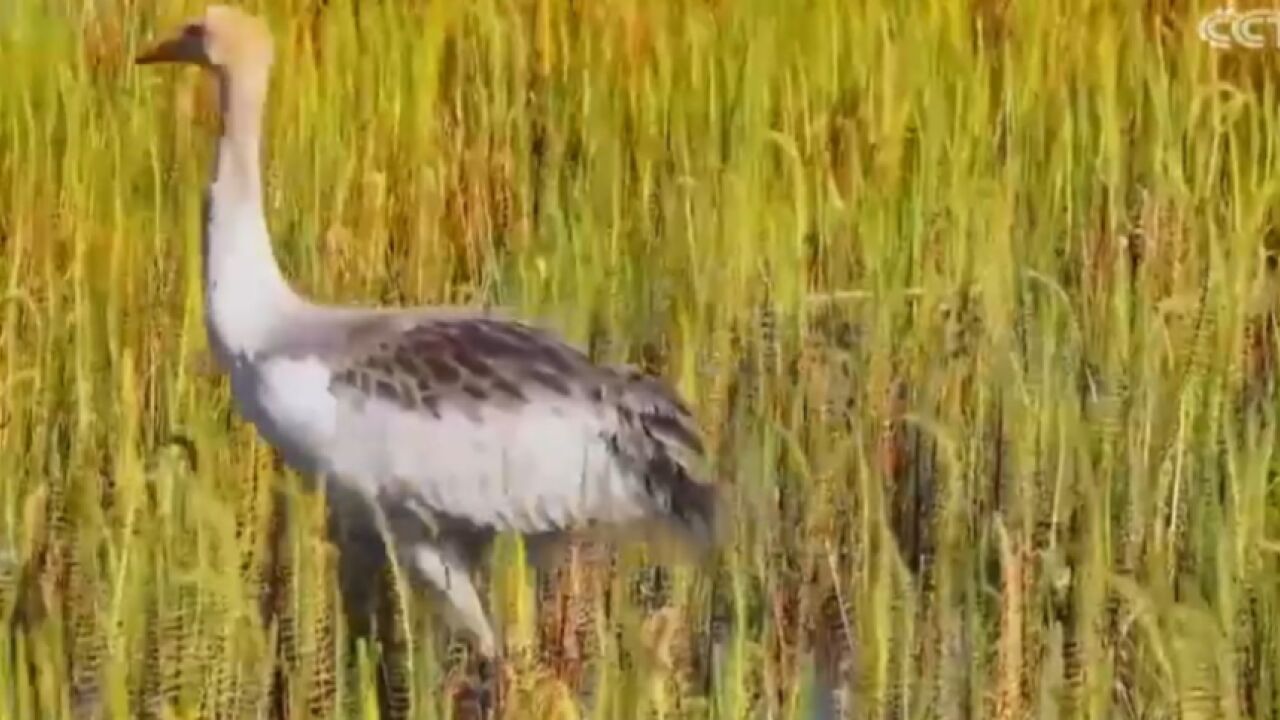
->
[323, 313, 719, 548]
[599, 371, 718, 547]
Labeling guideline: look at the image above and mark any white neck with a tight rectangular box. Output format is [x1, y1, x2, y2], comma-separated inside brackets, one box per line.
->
[203, 63, 301, 364]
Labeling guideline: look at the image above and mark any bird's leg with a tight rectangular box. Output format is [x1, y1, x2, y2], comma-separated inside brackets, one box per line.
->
[474, 650, 502, 719]
[409, 542, 503, 717]
[410, 543, 496, 655]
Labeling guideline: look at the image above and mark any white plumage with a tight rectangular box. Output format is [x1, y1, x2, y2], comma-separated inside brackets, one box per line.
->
[137, 5, 719, 661]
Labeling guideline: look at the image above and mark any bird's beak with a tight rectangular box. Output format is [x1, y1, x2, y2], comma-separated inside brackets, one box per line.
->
[135, 29, 204, 66]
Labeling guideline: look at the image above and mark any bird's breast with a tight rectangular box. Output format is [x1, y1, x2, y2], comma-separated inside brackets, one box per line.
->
[229, 353, 339, 476]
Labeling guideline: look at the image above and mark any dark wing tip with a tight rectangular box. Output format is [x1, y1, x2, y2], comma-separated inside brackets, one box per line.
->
[673, 475, 722, 551]
[640, 409, 705, 455]
[644, 451, 723, 552]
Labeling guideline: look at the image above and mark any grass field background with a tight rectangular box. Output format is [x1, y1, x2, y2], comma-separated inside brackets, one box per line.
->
[3, 0, 1280, 717]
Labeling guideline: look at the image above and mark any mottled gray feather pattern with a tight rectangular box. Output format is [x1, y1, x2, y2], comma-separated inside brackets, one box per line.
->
[320, 313, 717, 543]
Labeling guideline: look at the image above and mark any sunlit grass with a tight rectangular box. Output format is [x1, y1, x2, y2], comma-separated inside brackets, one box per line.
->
[3, 0, 1280, 717]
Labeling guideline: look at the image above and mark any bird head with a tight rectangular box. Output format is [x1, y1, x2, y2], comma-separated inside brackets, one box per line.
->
[136, 5, 273, 71]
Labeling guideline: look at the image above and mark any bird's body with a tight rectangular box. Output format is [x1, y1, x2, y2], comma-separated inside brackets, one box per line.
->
[217, 300, 712, 654]
[139, 5, 718, 659]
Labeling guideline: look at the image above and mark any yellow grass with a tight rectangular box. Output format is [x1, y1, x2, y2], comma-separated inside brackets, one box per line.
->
[3, 0, 1280, 717]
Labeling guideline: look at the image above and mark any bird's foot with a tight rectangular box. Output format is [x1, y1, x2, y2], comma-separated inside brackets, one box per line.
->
[449, 645, 504, 719]
[448, 681, 487, 720]
[475, 650, 507, 719]
[474, 655, 495, 718]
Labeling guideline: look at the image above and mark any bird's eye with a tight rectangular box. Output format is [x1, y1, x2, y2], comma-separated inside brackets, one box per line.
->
[182, 23, 206, 40]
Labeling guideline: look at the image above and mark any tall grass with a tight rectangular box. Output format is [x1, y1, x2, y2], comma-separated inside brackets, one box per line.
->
[3, 0, 1280, 717]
